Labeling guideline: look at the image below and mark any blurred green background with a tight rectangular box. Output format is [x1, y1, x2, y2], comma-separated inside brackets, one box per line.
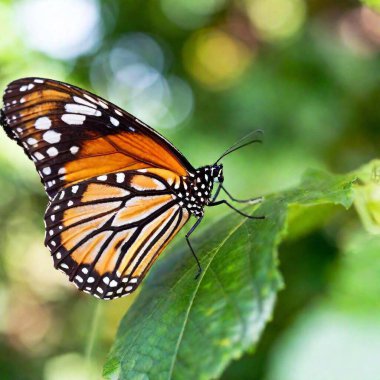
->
[0, 0, 379, 379]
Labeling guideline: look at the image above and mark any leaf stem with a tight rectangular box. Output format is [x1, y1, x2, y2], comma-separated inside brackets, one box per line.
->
[85, 301, 102, 379]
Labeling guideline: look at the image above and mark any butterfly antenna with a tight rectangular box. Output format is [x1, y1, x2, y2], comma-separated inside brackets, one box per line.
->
[215, 129, 264, 164]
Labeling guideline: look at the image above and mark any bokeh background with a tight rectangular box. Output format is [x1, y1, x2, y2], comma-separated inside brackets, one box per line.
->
[0, 0, 379, 379]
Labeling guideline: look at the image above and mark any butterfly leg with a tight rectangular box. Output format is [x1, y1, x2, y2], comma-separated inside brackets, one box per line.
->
[211, 183, 222, 202]
[221, 185, 264, 205]
[186, 216, 204, 279]
[209, 200, 265, 219]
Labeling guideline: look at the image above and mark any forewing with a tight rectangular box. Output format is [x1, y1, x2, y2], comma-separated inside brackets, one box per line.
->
[1, 77, 194, 200]
[44, 169, 190, 299]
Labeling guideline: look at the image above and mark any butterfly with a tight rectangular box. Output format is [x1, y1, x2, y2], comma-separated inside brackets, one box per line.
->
[0, 78, 264, 300]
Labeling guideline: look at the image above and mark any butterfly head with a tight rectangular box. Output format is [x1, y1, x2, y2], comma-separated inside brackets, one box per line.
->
[211, 163, 224, 184]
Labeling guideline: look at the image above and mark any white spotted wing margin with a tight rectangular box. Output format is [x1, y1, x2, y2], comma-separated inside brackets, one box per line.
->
[44, 170, 190, 300]
[1, 77, 194, 200]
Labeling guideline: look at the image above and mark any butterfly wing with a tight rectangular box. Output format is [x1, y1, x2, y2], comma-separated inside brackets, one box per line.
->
[1, 77, 194, 200]
[45, 169, 190, 299]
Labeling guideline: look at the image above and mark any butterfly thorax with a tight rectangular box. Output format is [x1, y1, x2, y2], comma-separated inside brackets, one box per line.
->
[175, 164, 223, 217]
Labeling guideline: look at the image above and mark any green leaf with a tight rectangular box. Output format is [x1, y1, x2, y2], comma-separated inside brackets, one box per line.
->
[104, 169, 356, 380]
[353, 160, 380, 234]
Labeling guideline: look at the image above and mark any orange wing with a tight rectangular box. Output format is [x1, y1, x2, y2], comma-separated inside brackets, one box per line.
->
[1, 77, 194, 199]
[44, 169, 190, 299]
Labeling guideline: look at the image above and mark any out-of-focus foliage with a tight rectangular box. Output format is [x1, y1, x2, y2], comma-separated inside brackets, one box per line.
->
[0, 0, 379, 379]
[362, 0, 380, 11]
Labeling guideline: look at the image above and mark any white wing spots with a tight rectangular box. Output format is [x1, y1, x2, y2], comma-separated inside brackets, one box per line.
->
[116, 173, 125, 183]
[73, 96, 96, 108]
[34, 152, 45, 161]
[130, 278, 138, 284]
[56, 252, 61, 260]
[43, 130, 61, 144]
[75, 275, 83, 283]
[72, 185, 79, 193]
[61, 114, 86, 125]
[27, 137, 38, 146]
[70, 146, 79, 154]
[58, 167, 66, 174]
[97, 287, 104, 294]
[16, 127, 22, 133]
[97, 175, 107, 181]
[47, 147, 58, 157]
[125, 286, 133, 291]
[20, 97, 26, 104]
[110, 280, 118, 287]
[83, 94, 97, 103]
[59, 191, 65, 200]
[67, 200, 74, 207]
[87, 277, 95, 283]
[35, 116, 52, 130]
[42, 167, 52, 175]
[61, 263, 69, 270]
[167, 177, 174, 186]
[47, 180, 56, 188]
[115, 109, 123, 116]
[82, 267, 89, 274]
[97, 100, 108, 109]
[20, 83, 34, 91]
[129, 126, 136, 132]
[64, 104, 101, 117]
[110, 116, 119, 126]
[103, 277, 110, 285]
[34, 79, 44, 83]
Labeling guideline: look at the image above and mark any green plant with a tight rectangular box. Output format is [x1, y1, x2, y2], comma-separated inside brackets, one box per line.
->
[103, 160, 379, 380]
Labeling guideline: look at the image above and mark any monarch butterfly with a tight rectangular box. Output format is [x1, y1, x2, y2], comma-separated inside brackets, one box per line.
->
[0, 78, 263, 300]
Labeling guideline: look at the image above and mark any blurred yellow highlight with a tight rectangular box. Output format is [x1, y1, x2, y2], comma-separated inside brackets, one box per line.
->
[246, 0, 306, 42]
[362, 0, 380, 11]
[184, 28, 253, 90]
